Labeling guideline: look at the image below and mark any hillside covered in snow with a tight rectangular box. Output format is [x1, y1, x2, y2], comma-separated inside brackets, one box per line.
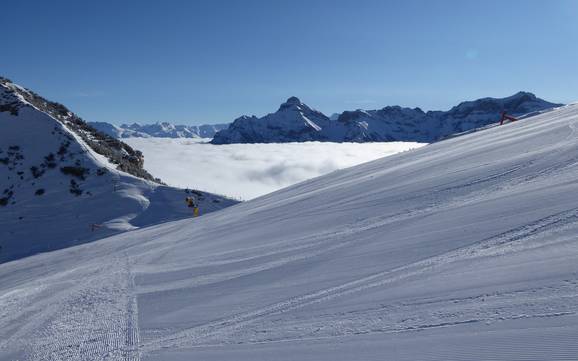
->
[90, 121, 229, 139]
[212, 92, 561, 144]
[1, 98, 576, 360]
[0, 77, 236, 263]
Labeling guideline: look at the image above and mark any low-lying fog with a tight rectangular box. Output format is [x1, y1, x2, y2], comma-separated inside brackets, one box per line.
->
[124, 138, 425, 200]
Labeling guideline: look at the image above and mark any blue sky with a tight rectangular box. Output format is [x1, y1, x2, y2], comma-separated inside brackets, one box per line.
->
[1, 0, 576, 124]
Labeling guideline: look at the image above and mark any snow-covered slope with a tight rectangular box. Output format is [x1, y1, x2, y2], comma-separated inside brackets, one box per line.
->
[0, 78, 237, 263]
[212, 92, 562, 144]
[1, 102, 578, 360]
[90, 121, 229, 139]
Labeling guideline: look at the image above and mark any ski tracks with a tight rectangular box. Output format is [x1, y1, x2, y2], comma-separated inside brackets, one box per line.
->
[125, 255, 141, 361]
[141, 206, 578, 351]
[23, 255, 141, 361]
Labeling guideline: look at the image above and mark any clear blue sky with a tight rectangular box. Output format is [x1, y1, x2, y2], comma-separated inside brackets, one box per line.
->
[1, 0, 576, 125]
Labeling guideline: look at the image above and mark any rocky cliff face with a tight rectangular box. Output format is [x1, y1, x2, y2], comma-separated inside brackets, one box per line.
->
[212, 92, 562, 144]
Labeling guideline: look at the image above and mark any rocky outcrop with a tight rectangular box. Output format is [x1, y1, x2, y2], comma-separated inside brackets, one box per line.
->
[0, 76, 160, 182]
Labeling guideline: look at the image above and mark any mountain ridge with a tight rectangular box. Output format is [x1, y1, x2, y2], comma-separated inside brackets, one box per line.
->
[212, 92, 562, 144]
[89, 121, 229, 139]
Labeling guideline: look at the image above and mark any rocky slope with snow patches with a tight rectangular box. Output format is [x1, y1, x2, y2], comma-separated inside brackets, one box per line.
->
[212, 92, 561, 144]
[90, 121, 229, 139]
[1, 101, 577, 360]
[0, 77, 237, 263]
[0, 78, 160, 182]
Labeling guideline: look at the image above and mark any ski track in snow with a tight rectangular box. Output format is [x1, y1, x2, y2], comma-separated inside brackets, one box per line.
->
[141, 207, 578, 350]
[125, 256, 141, 361]
[2, 256, 141, 361]
[2, 104, 578, 360]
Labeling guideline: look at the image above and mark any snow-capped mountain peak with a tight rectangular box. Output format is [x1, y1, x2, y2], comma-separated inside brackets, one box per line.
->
[212, 97, 331, 144]
[277, 96, 328, 120]
[278, 96, 303, 109]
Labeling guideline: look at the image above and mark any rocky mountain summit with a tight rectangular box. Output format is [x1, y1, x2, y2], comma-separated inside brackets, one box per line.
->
[213, 96, 333, 144]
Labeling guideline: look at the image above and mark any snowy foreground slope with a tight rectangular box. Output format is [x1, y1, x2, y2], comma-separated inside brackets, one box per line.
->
[1, 104, 578, 360]
[0, 79, 236, 263]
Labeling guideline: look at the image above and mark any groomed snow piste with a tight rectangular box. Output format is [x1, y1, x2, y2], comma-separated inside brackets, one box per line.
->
[1, 103, 578, 360]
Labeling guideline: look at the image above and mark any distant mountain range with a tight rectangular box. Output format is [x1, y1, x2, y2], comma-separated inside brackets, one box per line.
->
[89, 121, 229, 139]
[212, 92, 562, 144]
[89, 93, 561, 144]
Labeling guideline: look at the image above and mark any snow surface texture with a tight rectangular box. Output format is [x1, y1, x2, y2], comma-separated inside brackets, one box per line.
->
[212, 92, 562, 144]
[0, 82, 237, 263]
[90, 121, 229, 139]
[123, 138, 423, 200]
[1, 103, 578, 360]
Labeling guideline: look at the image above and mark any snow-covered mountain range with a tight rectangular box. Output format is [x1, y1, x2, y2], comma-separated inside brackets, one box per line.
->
[1, 98, 576, 360]
[90, 121, 229, 139]
[0, 77, 236, 263]
[212, 92, 562, 144]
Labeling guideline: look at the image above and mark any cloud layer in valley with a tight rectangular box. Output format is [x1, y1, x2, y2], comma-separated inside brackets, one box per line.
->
[124, 138, 424, 200]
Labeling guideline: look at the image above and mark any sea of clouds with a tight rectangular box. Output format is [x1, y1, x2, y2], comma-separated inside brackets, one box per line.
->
[124, 138, 425, 200]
